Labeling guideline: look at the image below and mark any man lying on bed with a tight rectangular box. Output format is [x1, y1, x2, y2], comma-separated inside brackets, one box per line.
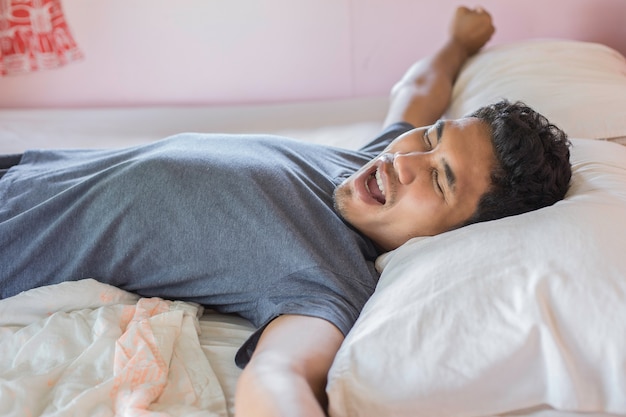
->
[0, 6, 570, 417]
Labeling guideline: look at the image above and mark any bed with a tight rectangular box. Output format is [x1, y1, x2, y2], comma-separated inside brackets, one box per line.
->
[1, 39, 626, 417]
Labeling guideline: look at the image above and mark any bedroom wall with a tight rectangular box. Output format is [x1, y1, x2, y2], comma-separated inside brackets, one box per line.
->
[1, 0, 625, 108]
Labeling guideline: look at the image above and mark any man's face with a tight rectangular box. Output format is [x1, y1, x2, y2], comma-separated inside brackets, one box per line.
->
[334, 117, 495, 251]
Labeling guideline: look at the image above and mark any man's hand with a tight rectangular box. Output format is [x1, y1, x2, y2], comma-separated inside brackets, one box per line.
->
[234, 315, 344, 417]
[450, 6, 495, 56]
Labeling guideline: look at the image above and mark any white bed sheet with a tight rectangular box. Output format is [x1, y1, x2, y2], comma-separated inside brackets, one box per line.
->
[0, 97, 387, 154]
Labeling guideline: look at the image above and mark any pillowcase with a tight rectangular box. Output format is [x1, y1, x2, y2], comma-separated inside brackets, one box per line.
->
[327, 138, 626, 416]
[446, 39, 626, 140]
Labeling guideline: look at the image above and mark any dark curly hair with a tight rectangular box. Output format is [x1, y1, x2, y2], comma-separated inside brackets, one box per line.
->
[461, 100, 572, 227]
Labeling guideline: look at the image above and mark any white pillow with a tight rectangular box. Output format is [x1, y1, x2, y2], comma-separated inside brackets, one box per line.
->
[327, 138, 626, 416]
[447, 39, 626, 140]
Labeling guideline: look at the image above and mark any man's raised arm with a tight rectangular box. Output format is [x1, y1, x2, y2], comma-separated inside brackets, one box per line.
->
[384, 6, 495, 129]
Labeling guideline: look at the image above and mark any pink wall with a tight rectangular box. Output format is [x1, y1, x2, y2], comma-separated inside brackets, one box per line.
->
[1, 0, 625, 108]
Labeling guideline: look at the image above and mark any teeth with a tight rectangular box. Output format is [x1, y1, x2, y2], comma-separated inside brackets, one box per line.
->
[375, 170, 385, 196]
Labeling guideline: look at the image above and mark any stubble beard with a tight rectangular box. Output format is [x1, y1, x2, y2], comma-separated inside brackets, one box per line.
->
[332, 182, 352, 221]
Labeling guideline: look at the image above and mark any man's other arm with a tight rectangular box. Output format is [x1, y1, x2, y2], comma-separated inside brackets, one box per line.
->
[384, 6, 495, 129]
[234, 315, 344, 417]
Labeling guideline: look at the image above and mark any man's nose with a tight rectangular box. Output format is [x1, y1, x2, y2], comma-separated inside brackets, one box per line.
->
[393, 152, 428, 185]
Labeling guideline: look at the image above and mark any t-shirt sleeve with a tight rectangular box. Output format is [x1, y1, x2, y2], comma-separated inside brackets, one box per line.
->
[358, 122, 415, 155]
[234, 266, 376, 368]
[235, 313, 343, 369]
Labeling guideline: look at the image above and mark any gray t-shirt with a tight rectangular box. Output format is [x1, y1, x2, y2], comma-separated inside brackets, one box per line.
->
[0, 124, 412, 365]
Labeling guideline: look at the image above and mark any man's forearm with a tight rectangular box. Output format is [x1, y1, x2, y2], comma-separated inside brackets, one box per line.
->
[235, 353, 327, 417]
[397, 37, 470, 91]
[383, 7, 494, 128]
[234, 315, 344, 417]
[385, 38, 472, 127]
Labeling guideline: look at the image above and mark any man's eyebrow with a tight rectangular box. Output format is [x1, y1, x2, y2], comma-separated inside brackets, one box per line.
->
[442, 159, 456, 193]
[435, 120, 445, 144]
[435, 121, 456, 194]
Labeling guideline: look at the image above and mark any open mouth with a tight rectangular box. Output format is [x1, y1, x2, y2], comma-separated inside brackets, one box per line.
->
[365, 168, 386, 204]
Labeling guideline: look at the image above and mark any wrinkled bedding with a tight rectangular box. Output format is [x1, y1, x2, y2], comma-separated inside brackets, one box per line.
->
[0, 279, 231, 417]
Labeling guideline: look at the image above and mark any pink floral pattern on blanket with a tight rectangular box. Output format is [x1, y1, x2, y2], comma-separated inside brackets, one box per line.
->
[0, 0, 83, 76]
[111, 298, 172, 414]
[0, 280, 227, 417]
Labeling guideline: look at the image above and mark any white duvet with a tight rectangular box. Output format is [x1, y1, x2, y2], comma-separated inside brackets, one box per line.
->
[0, 279, 229, 417]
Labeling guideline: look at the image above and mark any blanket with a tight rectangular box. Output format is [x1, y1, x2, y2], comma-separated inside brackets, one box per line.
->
[0, 279, 229, 417]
